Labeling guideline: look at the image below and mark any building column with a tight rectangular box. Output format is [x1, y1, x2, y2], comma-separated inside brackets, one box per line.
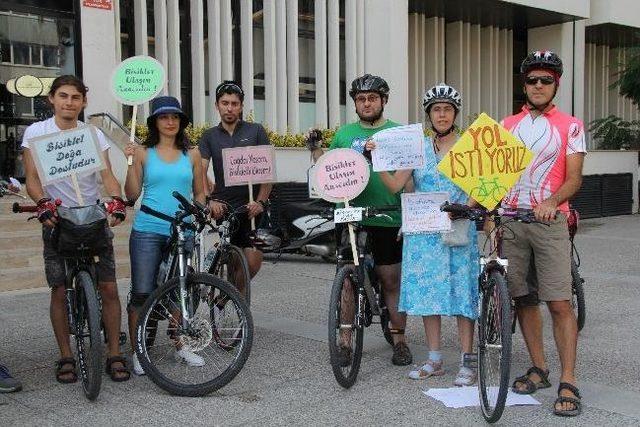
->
[167, 0, 181, 102]
[363, 0, 409, 123]
[327, 0, 340, 127]
[314, 0, 328, 128]
[207, 0, 222, 123]
[190, 0, 206, 124]
[263, 0, 277, 129]
[345, 0, 358, 123]
[286, 0, 300, 132]
[134, 0, 149, 117]
[220, 0, 233, 80]
[275, 0, 288, 133]
[154, 0, 169, 95]
[240, 0, 254, 116]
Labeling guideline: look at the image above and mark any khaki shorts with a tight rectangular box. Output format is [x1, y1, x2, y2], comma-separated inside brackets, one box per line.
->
[501, 213, 572, 302]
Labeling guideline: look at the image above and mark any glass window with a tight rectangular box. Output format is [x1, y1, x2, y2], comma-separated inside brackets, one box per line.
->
[13, 42, 29, 65]
[43, 46, 58, 67]
[0, 42, 10, 62]
[15, 96, 33, 117]
[31, 45, 42, 65]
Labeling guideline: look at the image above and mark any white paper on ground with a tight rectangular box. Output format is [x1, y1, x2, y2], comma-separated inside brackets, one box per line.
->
[423, 386, 540, 408]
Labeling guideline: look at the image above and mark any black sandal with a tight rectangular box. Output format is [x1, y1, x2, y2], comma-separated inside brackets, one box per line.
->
[105, 356, 131, 382]
[554, 382, 582, 417]
[55, 357, 78, 384]
[511, 366, 551, 394]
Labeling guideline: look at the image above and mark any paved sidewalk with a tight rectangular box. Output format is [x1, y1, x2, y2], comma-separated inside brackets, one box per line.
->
[1, 215, 639, 426]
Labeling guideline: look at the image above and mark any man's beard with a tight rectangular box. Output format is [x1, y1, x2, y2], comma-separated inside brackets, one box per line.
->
[358, 106, 384, 124]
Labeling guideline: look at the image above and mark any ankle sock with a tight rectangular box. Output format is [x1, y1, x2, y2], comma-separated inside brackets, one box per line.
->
[428, 350, 442, 362]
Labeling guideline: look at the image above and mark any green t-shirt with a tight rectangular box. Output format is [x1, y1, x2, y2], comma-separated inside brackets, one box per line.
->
[328, 120, 402, 227]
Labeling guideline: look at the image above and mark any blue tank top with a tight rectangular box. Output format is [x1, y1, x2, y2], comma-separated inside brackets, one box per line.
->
[133, 147, 194, 236]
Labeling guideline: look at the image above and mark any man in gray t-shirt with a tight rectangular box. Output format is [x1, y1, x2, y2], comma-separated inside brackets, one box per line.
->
[199, 81, 273, 289]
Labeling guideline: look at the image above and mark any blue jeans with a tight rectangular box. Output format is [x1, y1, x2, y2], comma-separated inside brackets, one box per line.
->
[129, 230, 169, 297]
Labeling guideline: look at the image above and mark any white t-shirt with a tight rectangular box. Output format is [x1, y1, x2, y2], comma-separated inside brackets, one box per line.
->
[21, 117, 111, 207]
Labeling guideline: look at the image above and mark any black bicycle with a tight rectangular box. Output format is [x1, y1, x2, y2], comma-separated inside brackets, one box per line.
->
[327, 206, 395, 389]
[441, 202, 545, 423]
[13, 200, 110, 401]
[135, 192, 253, 397]
[568, 209, 586, 331]
[201, 198, 252, 304]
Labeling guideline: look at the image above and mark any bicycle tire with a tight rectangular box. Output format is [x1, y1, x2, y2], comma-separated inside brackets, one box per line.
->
[571, 258, 586, 332]
[211, 245, 251, 306]
[135, 273, 253, 397]
[478, 270, 512, 423]
[74, 271, 103, 401]
[328, 265, 364, 389]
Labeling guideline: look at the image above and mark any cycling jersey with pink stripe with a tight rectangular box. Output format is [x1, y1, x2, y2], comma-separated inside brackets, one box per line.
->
[500, 105, 587, 213]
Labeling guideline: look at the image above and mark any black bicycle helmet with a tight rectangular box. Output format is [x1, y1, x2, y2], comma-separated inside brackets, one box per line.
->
[520, 50, 563, 77]
[422, 83, 462, 113]
[348, 74, 390, 100]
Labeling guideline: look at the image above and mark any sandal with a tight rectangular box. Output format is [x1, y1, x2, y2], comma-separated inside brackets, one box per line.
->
[512, 366, 551, 394]
[55, 357, 78, 384]
[105, 356, 131, 382]
[554, 382, 582, 417]
[408, 359, 445, 380]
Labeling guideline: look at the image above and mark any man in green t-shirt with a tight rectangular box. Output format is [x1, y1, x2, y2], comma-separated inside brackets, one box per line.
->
[310, 74, 412, 366]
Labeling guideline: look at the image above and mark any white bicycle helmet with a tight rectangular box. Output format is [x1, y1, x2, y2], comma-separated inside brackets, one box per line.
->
[422, 83, 462, 113]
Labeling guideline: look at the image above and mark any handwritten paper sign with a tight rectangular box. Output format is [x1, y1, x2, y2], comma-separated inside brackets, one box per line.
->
[111, 56, 165, 105]
[222, 145, 276, 186]
[437, 113, 534, 209]
[401, 192, 451, 234]
[372, 123, 425, 172]
[313, 148, 370, 203]
[28, 125, 105, 185]
[334, 207, 364, 224]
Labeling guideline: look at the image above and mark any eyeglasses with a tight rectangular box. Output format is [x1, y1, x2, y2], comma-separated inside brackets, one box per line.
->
[354, 94, 381, 104]
[525, 76, 555, 86]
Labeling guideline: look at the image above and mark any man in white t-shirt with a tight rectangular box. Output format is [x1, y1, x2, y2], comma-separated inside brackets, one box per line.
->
[21, 75, 130, 383]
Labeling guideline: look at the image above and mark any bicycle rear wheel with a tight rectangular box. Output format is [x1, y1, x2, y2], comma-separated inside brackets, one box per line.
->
[478, 270, 512, 423]
[136, 273, 253, 397]
[211, 245, 251, 306]
[74, 271, 103, 401]
[571, 258, 586, 332]
[328, 265, 364, 389]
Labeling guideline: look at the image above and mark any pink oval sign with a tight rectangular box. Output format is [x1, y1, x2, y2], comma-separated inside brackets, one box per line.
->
[313, 148, 370, 202]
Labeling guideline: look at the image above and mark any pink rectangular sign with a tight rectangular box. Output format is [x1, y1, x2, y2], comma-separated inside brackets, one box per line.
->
[222, 145, 276, 186]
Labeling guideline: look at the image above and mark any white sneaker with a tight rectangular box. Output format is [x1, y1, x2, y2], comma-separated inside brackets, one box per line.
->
[175, 348, 205, 367]
[132, 353, 145, 376]
[453, 367, 477, 386]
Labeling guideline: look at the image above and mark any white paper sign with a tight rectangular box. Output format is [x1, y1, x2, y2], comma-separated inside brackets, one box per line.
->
[401, 192, 451, 234]
[28, 125, 105, 185]
[372, 123, 425, 172]
[333, 207, 364, 224]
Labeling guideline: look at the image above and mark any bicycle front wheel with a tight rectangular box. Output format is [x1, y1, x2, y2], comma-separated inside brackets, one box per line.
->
[328, 265, 364, 389]
[74, 271, 103, 401]
[571, 258, 586, 332]
[211, 245, 251, 305]
[136, 273, 253, 397]
[478, 270, 512, 423]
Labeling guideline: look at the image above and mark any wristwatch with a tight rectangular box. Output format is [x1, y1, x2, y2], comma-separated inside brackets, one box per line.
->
[257, 200, 269, 209]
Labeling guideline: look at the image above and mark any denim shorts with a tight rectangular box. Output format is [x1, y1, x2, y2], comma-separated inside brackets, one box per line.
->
[129, 229, 195, 296]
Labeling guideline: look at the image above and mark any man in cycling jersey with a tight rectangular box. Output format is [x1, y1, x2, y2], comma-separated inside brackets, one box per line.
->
[21, 75, 130, 383]
[310, 74, 412, 366]
[501, 51, 586, 417]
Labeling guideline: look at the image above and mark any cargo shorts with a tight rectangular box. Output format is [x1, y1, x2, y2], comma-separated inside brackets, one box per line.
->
[42, 225, 117, 287]
[501, 213, 572, 302]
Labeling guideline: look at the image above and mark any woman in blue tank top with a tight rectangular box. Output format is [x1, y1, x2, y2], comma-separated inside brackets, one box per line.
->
[124, 96, 205, 375]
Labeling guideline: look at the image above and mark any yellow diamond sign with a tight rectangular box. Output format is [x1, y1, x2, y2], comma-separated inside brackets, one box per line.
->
[437, 112, 534, 209]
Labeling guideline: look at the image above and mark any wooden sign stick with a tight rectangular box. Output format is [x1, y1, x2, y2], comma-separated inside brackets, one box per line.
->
[70, 173, 85, 205]
[344, 198, 359, 266]
[248, 180, 256, 230]
[127, 104, 138, 166]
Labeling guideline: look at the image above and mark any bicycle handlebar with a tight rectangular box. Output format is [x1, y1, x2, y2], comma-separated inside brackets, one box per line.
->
[440, 201, 541, 224]
[12, 199, 62, 214]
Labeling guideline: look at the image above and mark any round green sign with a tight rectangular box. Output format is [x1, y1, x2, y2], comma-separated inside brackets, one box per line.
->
[111, 55, 166, 105]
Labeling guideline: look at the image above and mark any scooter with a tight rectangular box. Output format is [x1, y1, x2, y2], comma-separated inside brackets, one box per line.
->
[252, 198, 336, 262]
